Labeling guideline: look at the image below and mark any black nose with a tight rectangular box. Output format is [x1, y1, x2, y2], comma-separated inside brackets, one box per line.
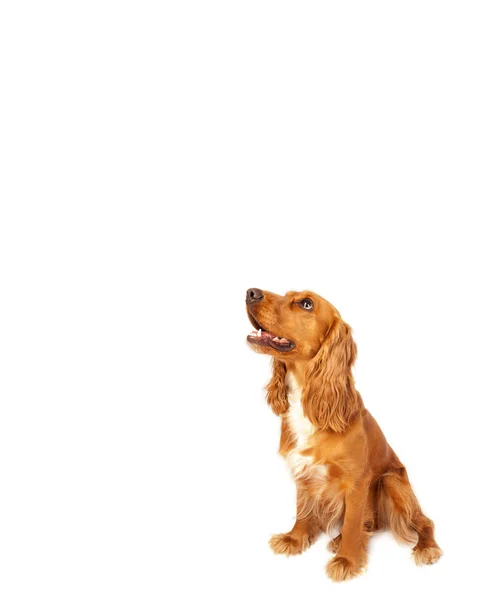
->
[246, 288, 264, 304]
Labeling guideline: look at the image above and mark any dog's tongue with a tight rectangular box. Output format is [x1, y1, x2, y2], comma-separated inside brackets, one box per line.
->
[258, 329, 274, 341]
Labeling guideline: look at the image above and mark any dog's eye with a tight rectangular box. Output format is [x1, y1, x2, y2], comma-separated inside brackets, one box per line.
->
[300, 298, 314, 310]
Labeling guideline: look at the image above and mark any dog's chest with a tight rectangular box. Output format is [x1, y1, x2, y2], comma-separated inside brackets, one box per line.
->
[285, 375, 328, 481]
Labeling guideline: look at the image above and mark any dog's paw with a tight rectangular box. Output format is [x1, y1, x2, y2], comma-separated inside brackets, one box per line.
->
[269, 533, 310, 556]
[327, 534, 341, 553]
[325, 556, 365, 582]
[412, 545, 443, 566]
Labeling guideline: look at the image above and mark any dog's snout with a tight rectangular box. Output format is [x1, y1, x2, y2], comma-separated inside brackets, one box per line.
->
[246, 288, 264, 304]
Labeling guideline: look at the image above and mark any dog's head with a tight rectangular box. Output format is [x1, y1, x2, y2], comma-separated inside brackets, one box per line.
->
[246, 288, 339, 360]
[245, 288, 358, 432]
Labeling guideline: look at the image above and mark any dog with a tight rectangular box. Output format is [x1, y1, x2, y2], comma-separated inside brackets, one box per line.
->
[245, 288, 442, 581]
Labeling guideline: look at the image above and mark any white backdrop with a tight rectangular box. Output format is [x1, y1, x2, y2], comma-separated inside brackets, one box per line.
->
[1, 2, 489, 599]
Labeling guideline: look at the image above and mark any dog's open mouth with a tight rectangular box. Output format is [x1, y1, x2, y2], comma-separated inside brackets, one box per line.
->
[246, 313, 295, 352]
[247, 329, 295, 351]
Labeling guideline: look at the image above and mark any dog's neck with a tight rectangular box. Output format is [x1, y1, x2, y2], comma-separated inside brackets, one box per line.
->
[284, 360, 309, 388]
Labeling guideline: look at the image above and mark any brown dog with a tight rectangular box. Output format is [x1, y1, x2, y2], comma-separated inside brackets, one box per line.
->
[246, 288, 442, 581]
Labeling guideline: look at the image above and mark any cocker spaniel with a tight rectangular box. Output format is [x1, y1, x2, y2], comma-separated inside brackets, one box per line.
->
[246, 288, 442, 581]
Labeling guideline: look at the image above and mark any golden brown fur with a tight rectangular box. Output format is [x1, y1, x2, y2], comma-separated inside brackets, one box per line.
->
[246, 289, 442, 581]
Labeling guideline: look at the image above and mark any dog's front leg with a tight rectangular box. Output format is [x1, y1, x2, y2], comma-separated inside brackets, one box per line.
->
[326, 477, 369, 581]
[269, 484, 320, 556]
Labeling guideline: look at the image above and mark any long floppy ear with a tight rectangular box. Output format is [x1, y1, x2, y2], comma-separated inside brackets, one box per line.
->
[302, 318, 359, 432]
[265, 359, 289, 415]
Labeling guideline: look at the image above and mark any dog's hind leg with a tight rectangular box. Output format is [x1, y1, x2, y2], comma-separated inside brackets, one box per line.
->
[378, 466, 442, 565]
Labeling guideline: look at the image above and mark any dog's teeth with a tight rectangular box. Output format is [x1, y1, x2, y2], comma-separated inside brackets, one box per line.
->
[280, 338, 288, 343]
[273, 336, 280, 342]
[258, 329, 262, 338]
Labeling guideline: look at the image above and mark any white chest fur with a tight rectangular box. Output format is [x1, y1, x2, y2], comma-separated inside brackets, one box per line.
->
[285, 374, 328, 481]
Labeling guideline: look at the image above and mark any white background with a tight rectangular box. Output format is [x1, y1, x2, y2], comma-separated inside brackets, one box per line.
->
[1, 1, 489, 598]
